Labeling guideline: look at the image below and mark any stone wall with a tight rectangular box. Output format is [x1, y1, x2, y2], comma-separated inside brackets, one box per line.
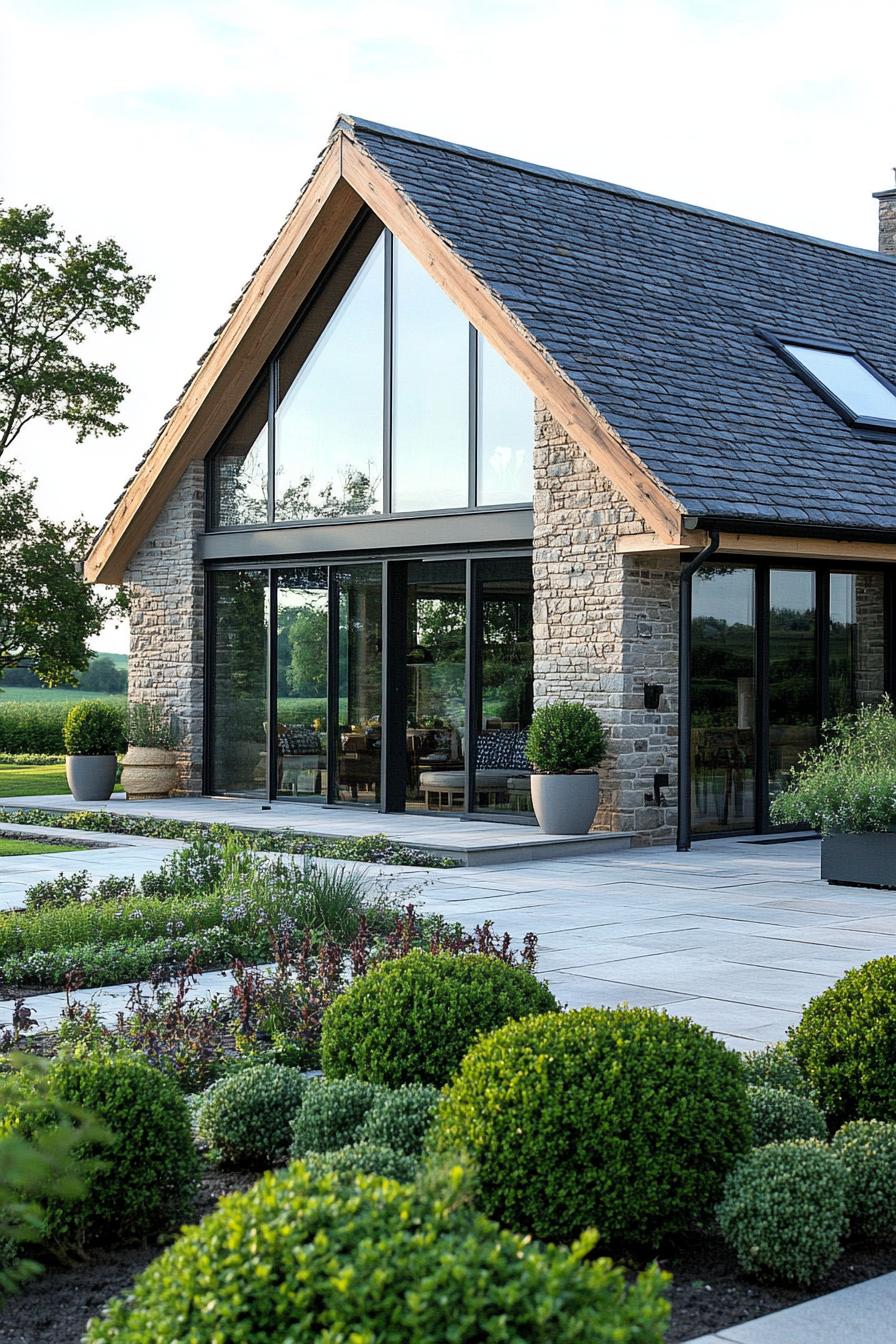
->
[532, 405, 679, 844]
[876, 188, 896, 255]
[124, 460, 205, 793]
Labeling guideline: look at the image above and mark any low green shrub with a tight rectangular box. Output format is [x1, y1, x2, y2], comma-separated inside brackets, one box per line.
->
[0, 808, 457, 868]
[525, 700, 607, 774]
[771, 701, 896, 834]
[718, 1140, 848, 1285]
[789, 957, 896, 1126]
[747, 1085, 827, 1147]
[0, 753, 65, 765]
[742, 1042, 812, 1098]
[25, 871, 138, 911]
[126, 702, 180, 750]
[289, 1078, 384, 1157]
[84, 1166, 670, 1344]
[0, 703, 74, 755]
[62, 701, 126, 757]
[321, 950, 558, 1087]
[196, 1065, 310, 1168]
[302, 1142, 419, 1183]
[0, 888, 231, 959]
[832, 1120, 896, 1241]
[435, 1006, 750, 1248]
[358, 1083, 441, 1156]
[0, 1054, 199, 1251]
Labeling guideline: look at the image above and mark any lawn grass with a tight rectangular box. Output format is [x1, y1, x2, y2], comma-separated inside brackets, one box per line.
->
[0, 762, 70, 797]
[0, 688, 127, 706]
[0, 837, 88, 856]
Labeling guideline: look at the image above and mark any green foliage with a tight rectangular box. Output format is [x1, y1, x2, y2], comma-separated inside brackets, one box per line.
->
[0, 469, 126, 687]
[78, 657, 126, 694]
[0, 702, 76, 754]
[0, 202, 153, 455]
[1, 1054, 198, 1251]
[742, 1041, 813, 1098]
[771, 700, 896, 834]
[0, 753, 64, 765]
[84, 1165, 670, 1344]
[789, 957, 896, 1126]
[197, 1066, 310, 1168]
[718, 1141, 848, 1285]
[747, 1085, 826, 1147]
[832, 1120, 896, 1241]
[358, 1083, 441, 1156]
[302, 1142, 419, 1183]
[321, 950, 558, 1088]
[435, 1006, 750, 1249]
[0, 808, 457, 867]
[290, 1077, 385, 1157]
[0, 1056, 107, 1296]
[62, 700, 125, 756]
[126, 701, 179, 749]
[525, 700, 608, 773]
[0, 887, 230, 959]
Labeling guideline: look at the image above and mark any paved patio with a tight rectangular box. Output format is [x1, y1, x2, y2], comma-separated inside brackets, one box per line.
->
[3, 812, 896, 1049]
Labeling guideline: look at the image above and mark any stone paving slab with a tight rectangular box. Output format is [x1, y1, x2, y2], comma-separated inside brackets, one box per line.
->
[3, 821, 896, 1047]
[685, 1270, 896, 1342]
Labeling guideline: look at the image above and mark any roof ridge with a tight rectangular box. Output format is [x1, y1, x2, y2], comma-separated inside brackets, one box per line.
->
[340, 113, 896, 268]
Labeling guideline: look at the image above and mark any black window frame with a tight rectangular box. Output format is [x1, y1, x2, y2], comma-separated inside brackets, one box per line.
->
[206, 210, 535, 534]
[760, 328, 896, 433]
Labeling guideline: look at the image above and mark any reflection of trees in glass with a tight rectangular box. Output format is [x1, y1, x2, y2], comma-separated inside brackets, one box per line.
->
[276, 465, 380, 521]
[691, 616, 754, 728]
[481, 597, 534, 724]
[279, 605, 327, 697]
[211, 570, 268, 792]
[769, 606, 816, 725]
[218, 441, 267, 525]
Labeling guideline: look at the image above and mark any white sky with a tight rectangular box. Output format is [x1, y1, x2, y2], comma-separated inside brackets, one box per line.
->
[2, 0, 895, 653]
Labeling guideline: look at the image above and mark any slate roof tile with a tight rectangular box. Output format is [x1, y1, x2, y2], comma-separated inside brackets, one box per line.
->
[350, 116, 896, 533]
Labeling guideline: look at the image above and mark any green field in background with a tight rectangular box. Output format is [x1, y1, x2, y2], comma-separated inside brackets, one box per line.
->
[0, 689, 128, 706]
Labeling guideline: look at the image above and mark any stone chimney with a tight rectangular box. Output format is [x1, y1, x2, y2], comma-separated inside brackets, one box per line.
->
[873, 173, 896, 253]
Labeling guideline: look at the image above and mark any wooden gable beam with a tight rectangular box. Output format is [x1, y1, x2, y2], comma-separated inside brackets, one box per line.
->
[86, 137, 363, 582]
[340, 134, 684, 546]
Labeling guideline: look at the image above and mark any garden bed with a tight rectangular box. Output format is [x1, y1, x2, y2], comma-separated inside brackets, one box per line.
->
[2, 1189, 893, 1344]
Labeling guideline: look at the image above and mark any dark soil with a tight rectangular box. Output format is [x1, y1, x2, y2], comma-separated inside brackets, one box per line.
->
[2, 1179, 895, 1344]
[659, 1230, 896, 1342]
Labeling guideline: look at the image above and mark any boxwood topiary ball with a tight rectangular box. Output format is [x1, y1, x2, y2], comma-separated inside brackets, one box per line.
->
[301, 1142, 419, 1183]
[196, 1065, 310, 1168]
[718, 1140, 848, 1285]
[790, 957, 896, 1126]
[832, 1120, 896, 1241]
[320, 950, 558, 1088]
[741, 1042, 813, 1098]
[84, 1166, 671, 1344]
[434, 1005, 750, 1249]
[747, 1085, 827, 1147]
[358, 1083, 441, 1156]
[0, 1053, 199, 1251]
[289, 1077, 385, 1157]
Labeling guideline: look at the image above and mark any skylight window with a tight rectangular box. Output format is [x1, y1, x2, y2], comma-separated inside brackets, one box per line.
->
[780, 342, 896, 428]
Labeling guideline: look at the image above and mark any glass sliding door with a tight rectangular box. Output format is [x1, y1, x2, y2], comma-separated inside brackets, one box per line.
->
[768, 569, 817, 807]
[333, 564, 383, 805]
[275, 568, 328, 800]
[472, 556, 535, 814]
[691, 565, 757, 833]
[405, 560, 467, 812]
[829, 571, 886, 715]
[208, 569, 269, 796]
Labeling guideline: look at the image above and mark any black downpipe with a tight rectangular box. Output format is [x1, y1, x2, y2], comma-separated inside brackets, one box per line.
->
[677, 529, 720, 851]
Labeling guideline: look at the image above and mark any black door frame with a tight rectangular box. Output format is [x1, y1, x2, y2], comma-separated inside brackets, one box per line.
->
[204, 545, 534, 818]
[684, 555, 896, 843]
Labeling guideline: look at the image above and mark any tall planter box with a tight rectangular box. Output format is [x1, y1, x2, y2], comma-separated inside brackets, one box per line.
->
[822, 832, 896, 889]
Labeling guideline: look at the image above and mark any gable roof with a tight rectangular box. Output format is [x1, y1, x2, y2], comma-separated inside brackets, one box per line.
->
[86, 115, 896, 582]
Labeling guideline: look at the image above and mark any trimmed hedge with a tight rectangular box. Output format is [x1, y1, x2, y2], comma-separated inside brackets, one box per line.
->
[302, 1142, 419, 1183]
[833, 1120, 896, 1242]
[63, 701, 126, 756]
[434, 1006, 751, 1249]
[358, 1084, 441, 1156]
[0, 702, 80, 755]
[742, 1042, 813, 1098]
[718, 1140, 848, 1285]
[84, 1166, 671, 1343]
[321, 950, 558, 1087]
[747, 1085, 827, 1147]
[289, 1078, 384, 1157]
[0, 1054, 199, 1251]
[790, 957, 896, 1126]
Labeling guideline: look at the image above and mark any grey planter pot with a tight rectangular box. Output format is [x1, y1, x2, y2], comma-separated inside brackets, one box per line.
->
[65, 754, 117, 802]
[821, 832, 896, 890]
[531, 773, 599, 835]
